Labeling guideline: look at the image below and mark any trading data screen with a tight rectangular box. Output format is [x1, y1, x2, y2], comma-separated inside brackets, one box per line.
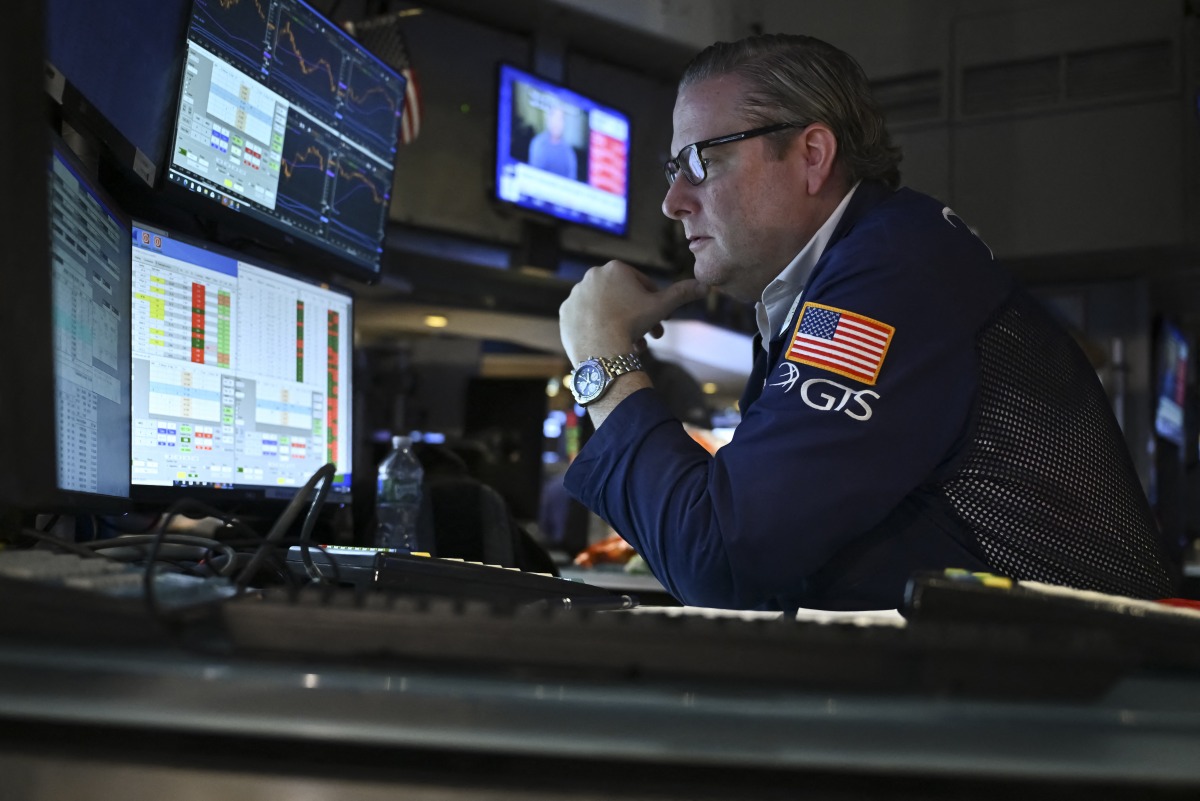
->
[130, 224, 353, 497]
[49, 140, 132, 499]
[166, 0, 406, 277]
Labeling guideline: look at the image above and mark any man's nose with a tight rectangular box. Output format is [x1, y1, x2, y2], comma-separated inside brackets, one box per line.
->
[662, 175, 696, 220]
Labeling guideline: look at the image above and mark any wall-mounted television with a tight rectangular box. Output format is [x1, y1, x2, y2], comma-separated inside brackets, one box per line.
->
[494, 63, 630, 237]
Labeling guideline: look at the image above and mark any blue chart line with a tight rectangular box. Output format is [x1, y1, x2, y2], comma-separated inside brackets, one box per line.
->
[339, 62, 404, 154]
[270, 15, 342, 125]
[326, 153, 388, 252]
[327, 218, 378, 252]
[193, 0, 270, 75]
[276, 118, 330, 225]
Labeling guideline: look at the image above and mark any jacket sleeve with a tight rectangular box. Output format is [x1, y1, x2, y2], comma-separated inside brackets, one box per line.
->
[564, 200, 1007, 609]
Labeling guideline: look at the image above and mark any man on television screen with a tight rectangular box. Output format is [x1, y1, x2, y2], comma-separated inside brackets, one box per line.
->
[558, 33, 1176, 612]
[528, 99, 578, 180]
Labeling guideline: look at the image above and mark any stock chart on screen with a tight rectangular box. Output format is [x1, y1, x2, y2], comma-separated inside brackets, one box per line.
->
[168, 0, 406, 278]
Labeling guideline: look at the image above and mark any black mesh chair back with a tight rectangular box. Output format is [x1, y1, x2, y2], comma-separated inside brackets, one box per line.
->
[939, 292, 1176, 599]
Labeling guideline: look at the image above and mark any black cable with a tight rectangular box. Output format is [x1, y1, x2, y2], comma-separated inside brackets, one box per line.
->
[299, 541, 344, 585]
[84, 534, 239, 578]
[139, 497, 215, 624]
[151, 498, 263, 544]
[15, 528, 114, 559]
[295, 471, 338, 582]
[283, 463, 338, 582]
[234, 463, 337, 590]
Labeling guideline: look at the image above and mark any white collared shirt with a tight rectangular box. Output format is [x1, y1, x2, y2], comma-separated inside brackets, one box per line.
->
[755, 182, 861, 349]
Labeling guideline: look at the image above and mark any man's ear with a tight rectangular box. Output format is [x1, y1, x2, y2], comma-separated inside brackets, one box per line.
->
[796, 123, 839, 195]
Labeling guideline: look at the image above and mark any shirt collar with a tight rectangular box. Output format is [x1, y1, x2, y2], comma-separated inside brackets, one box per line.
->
[755, 181, 861, 348]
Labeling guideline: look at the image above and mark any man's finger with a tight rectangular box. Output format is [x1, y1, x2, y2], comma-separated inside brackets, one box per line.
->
[658, 278, 706, 313]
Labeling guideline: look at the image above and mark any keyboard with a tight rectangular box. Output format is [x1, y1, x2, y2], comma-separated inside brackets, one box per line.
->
[284, 546, 637, 610]
[0, 549, 1181, 703]
[0, 548, 236, 647]
[0, 548, 235, 603]
[208, 580, 1141, 701]
[373, 552, 636, 610]
[903, 569, 1200, 670]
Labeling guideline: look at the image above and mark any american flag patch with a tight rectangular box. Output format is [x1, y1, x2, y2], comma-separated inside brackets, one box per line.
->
[785, 302, 894, 385]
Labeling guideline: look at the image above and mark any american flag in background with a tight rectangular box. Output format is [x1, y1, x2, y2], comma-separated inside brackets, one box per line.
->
[344, 11, 423, 145]
[786, 302, 894, 386]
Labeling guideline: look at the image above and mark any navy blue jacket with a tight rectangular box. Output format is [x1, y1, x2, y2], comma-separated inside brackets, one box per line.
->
[565, 183, 1173, 611]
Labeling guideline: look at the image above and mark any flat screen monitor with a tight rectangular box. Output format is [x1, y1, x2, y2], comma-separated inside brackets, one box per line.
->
[45, 0, 190, 186]
[164, 0, 407, 280]
[1154, 321, 1189, 449]
[495, 64, 630, 237]
[130, 222, 353, 503]
[49, 135, 133, 507]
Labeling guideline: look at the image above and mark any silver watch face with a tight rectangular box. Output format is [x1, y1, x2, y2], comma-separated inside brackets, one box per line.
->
[572, 361, 607, 404]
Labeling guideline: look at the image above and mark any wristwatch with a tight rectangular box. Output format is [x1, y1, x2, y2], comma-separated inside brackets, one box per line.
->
[569, 352, 644, 406]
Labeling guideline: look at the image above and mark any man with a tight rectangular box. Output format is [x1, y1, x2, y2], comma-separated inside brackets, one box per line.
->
[528, 100, 578, 180]
[558, 34, 1176, 611]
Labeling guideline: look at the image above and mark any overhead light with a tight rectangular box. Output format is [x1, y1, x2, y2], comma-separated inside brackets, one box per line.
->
[701, 382, 719, 395]
[423, 314, 449, 329]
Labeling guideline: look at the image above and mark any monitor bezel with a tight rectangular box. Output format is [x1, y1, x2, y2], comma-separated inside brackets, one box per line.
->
[492, 62, 633, 239]
[127, 219, 356, 509]
[46, 62, 160, 189]
[44, 0, 192, 191]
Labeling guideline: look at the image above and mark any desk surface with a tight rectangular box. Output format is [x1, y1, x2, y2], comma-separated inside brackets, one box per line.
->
[2, 600, 1200, 800]
[1, 550, 1200, 800]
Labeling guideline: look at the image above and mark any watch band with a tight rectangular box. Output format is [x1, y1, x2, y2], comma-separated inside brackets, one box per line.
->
[597, 352, 643, 379]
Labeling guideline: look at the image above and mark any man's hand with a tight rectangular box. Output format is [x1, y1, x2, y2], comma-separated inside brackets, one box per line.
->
[558, 261, 705, 429]
[559, 260, 705, 366]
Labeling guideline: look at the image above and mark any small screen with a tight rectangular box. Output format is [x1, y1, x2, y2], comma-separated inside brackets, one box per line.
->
[130, 224, 353, 498]
[495, 64, 630, 236]
[49, 139, 133, 500]
[165, 0, 407, 278]
[1154, 322, 1189, 448]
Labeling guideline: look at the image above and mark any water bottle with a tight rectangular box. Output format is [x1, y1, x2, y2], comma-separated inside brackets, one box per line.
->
[375, 435, 425, 552]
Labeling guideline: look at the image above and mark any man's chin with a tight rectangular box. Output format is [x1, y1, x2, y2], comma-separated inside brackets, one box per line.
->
[694, 270, 754, 303]
[692, 259, 726, 288]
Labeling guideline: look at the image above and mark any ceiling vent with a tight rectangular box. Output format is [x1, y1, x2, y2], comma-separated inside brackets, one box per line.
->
[961, 39, 1174, 117]
[871, 70, 944, 124]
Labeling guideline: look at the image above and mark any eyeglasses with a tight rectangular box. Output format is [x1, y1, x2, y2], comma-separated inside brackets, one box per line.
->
[664, 122, 805, 187]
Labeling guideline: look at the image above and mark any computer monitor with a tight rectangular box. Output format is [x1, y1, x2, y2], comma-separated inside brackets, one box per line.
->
[45, 0, 190, 187]
[1154, 321, 1190, 449]
[48, 134, 133, 508]
[494, 63, 631, 237]
[130, 222, 353, 504]
[163, 0, 407, 281]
